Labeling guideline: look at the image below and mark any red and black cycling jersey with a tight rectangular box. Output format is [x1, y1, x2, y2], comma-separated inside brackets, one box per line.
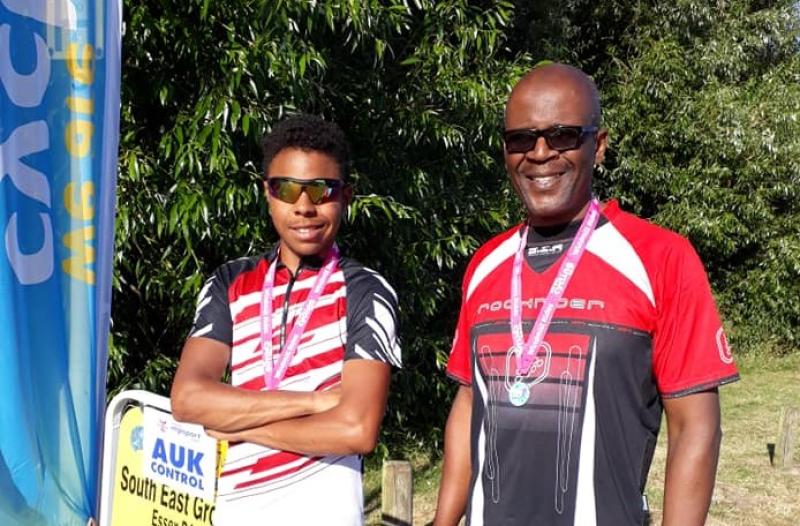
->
[446, 199, 738, 526]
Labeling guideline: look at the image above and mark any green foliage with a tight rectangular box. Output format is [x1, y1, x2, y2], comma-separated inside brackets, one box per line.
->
[113, 0, 800, 456]
[597, 1, 800, 350]
[507, 0, 800, 350]
[114, 0, 529, 450]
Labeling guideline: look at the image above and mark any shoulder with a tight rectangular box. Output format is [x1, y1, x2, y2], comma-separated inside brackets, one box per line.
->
[461, 225, 520, 299]
[597, 200, 698, 265]
[199, 255, 265, 304]
[590, 200, 710, 308]
[468, 225, 520, 269]
[209, 254, 262, 283]
[339, 257, 398, 305]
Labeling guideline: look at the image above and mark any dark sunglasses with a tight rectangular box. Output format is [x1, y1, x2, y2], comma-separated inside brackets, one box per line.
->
[266, 177, 345, 204]
[503, 125, 598, 153]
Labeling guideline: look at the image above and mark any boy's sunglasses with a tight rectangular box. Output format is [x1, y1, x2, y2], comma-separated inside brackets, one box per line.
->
[266, 177, 345, 204]
[503, 125, 598, 153]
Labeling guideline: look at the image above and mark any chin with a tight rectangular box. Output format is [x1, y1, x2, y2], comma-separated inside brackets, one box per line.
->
[523, 200, 567, 222]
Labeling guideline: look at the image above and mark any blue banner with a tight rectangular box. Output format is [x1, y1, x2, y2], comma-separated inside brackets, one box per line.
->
[0, 1, 121, 524]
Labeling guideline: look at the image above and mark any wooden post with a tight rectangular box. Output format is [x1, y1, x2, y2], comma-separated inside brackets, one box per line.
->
[381, 460, 413, 526]
[775, 405, 799, 469]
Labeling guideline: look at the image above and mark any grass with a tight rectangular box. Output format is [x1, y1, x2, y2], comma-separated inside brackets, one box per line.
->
[365, 353, 800, 525]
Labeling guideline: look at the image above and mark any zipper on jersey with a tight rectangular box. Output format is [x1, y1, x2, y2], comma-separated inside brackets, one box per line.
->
[279, 263, 302, 349]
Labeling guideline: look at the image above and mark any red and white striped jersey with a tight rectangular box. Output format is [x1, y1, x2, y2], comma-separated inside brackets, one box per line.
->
[188, 247, 401, 521]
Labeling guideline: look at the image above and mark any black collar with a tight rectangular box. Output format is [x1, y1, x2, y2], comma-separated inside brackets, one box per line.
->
[526, 219, 583, 245]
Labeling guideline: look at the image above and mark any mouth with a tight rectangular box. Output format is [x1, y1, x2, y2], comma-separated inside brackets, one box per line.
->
[521, 172, 565, 189]
[290, 224, 326, 240]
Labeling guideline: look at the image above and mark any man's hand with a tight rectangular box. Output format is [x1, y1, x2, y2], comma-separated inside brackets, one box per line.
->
[434, 385, 473, 526]
[662, 389, 722, 526]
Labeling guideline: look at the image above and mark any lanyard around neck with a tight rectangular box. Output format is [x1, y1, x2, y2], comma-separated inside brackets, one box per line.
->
[510, 199, 600, 376]
[259, 245, 340, 390]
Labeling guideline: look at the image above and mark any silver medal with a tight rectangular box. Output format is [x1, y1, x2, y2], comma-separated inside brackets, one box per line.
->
[508, 380, 530, 406]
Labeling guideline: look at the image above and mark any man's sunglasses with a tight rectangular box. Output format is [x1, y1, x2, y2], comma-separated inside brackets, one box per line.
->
[503, 125, 598, 153]
[266, 177, 345, 204]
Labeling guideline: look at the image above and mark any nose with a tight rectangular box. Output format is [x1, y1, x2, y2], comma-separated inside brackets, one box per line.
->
[525, 135, 558, 162]
[292, 188, 317, 215]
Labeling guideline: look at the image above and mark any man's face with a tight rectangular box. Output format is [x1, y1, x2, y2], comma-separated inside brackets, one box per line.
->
[264, 147, 351, 269]
[504, 77, 607, 226]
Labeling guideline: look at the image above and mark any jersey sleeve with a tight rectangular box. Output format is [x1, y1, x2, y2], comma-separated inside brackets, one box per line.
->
[445, 265, 474, 385]
[344, 268, 402, 368]
[187, 263, 234, 345]
[652, 238, 739, 398]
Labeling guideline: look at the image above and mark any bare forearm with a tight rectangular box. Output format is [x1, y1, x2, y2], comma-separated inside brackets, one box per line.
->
[171, 337, 337, 432]
[171, 378, 327, 432]
[662, 428, 721, 526]
[434, 385, 472, 526]
[218, 408, 375, 456]
[662, 391, 722, 526]
[208, 361, 391, 456]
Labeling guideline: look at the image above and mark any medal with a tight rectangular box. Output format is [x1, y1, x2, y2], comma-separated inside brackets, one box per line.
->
[508, 380, 530, 406]
[504, 199, 600, 405]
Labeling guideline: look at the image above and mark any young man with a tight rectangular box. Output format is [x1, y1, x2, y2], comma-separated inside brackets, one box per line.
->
[434, 64, 739, 526]
[171, 114, 401, 525]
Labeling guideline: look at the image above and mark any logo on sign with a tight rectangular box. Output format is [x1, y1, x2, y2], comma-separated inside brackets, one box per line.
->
[150, 438, 206, 488]
[142, 407, 217, 500]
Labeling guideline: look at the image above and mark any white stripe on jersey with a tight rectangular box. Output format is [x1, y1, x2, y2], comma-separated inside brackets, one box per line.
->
[192, 323, 213, 338]
[231, 319, 346, 384]
[218, 453, 317, 496]
[573, 339, 599, 525]
[362, 267, 398, 301]
[218, 455, 357, 504]
[191, 276, 217, 330]
[227, 270, 346, 321]
[470, 352, 491, 526]
[278, 359, 344, 391]
[229, 288, 261, 321]
[587, 223, 655, 307]
[364, 296, 402, 367]
[229, 286, 346, 370]
[466, 232, 519, 302]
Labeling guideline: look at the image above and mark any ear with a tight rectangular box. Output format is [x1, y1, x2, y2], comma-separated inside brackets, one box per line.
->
[594, 128, 609, 165]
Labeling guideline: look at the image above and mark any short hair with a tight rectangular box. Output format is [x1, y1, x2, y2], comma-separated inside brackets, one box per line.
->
[261, 114, 351, 180]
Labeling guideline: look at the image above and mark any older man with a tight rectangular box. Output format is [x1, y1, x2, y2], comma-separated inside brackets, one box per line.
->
[434, 63, 739, 526]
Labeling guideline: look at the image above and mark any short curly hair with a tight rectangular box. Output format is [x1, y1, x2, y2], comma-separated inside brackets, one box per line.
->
[261, 114, 351, 180]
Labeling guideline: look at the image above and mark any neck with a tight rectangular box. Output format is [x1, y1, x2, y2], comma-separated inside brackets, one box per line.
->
[527, 198, 595, 228]
[278, 251, 301, 275]
[277, 242, 334, 275]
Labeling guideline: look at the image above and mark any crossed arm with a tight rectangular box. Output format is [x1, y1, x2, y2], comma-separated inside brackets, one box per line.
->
[170, 336, 391, 456]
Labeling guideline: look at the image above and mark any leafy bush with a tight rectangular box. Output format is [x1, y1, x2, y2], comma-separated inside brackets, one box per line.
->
[112, 0, 800, 455]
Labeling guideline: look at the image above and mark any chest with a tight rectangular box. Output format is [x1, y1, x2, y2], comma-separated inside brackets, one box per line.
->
[228, 271, 348, 391]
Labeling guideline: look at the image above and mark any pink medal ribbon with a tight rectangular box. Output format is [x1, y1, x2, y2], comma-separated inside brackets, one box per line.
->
[507, 199, 600, 406]
[260, 245, 340, 390]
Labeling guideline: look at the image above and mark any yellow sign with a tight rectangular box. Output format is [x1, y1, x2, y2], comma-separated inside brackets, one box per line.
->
[109, 407, 215, 526]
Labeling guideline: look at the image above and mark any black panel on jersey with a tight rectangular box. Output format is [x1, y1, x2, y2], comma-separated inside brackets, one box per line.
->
[525, 216, 610, 273]
[466, 318, 655, 526]
[340, 258, 402, 367]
